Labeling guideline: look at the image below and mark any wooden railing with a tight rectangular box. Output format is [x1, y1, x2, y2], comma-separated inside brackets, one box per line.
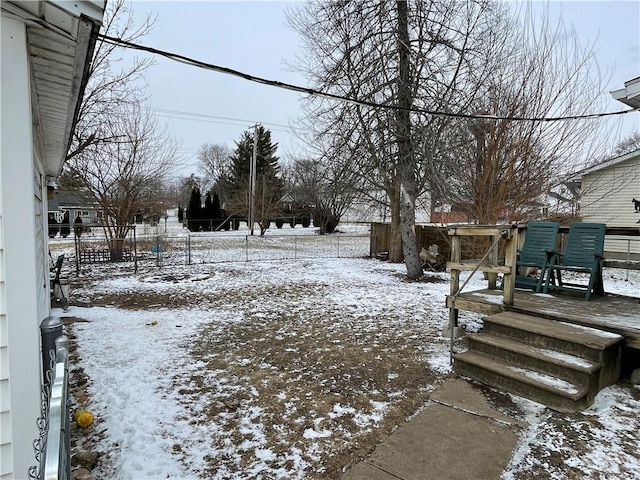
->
[447, 225, 518, 306]
[446, 224, 640, 310]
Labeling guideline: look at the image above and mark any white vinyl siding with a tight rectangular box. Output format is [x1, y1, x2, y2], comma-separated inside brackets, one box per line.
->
[34, 171, 48, 315]
[0, 211, 11, 479]
[1, 16, 42, 478]
[581, 154, 640, 258]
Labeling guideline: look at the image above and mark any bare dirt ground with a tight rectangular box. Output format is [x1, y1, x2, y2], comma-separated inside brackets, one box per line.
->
[62, 253, 640, 479]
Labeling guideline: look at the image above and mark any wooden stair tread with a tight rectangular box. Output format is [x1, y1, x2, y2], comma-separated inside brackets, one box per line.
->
[468, 333, 600, 374]
[454, 350, 587, 401]
[487, 311, 623, 349]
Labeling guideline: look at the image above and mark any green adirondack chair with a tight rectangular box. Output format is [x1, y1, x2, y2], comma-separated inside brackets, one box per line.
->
[543, 222, 606, 301]
[515, 221, 560, 292]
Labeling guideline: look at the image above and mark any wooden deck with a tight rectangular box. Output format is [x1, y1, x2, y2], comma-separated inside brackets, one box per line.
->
[448, 289, 640, 349]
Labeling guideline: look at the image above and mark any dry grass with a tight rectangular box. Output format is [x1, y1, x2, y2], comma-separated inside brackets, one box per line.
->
[74, 268, 448, 478]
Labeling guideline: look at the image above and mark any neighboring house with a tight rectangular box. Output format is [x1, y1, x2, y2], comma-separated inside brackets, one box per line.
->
[0, 2, 104, 478]
[430, 201, 471, 224]
[342, 195, 432, 224]
[544, 179, 581, 220]
[578, 149, 640, 259]
[611, 76, 640, 110]
[49, 190, 101, 226]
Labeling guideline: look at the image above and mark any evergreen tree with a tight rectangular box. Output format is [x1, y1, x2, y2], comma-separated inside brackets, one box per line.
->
[203, 193, 214, 231]
[74, 215, 84, 238]
[225, 125, 284, 210]
[177, 204, 184, 224]
[187, 187, 202, 231]
[212, 193, 221, 219]
[60, 211, 71, 238]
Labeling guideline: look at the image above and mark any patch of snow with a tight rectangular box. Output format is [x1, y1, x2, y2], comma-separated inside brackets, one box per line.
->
[532, 348, 595, 369]
[508, 367, 580, 394]
[54, 221, 640, 479]
[557, 321, 623, 339]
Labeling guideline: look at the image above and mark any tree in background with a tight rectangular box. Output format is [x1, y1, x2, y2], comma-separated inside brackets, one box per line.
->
[67, 103, 179, 259]
[610, 131, 640, 158]
[435, 5, 611, 226]
[289, 0, 610, 278]
[224, 125, 284, 235]
[66, 0, 155, 162]
[187, 186, 203, 232]
[61, 0, 182, 258]
[198, 143, 231, 199]
[288, 0, 510, 277]
[290, 156, 363, 234]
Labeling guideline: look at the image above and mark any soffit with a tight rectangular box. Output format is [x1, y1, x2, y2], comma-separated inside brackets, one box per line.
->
[1, 1, 104, 177]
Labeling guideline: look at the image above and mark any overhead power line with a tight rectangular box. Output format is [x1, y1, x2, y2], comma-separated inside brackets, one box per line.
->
[146, 107, 302, 134]
[99, 33, 639, 123]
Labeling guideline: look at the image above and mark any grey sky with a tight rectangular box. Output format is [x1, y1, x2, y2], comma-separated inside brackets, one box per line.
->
[125, 1, 640, 175]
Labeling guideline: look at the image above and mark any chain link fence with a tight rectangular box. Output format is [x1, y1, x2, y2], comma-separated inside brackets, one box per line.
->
[50, 224, 372, 270]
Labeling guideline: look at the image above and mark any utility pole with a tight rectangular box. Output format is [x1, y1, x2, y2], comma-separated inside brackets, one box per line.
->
[249, 124, 258, 236]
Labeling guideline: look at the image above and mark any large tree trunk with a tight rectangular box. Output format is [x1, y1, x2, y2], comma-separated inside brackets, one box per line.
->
[388, 176, 403, 263]
[396, 0, 422, 279]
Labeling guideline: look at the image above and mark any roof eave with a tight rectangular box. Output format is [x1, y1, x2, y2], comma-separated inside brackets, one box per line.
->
[610, 76, 640, 109]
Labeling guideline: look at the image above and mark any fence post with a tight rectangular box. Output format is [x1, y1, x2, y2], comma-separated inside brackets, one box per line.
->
[627, 239, 631, 282]
[155, 235, 161, 267]
[337, 235, 340, 258]
[294, 235, 297, 260]
[245, 235, 249, 262]
[133, 225, 138, 274]
[74, 233, 80, 275]
[187, 234, 191, 265]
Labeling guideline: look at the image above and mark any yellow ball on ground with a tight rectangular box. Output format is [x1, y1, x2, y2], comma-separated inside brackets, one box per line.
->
[75, 409, 94, 428]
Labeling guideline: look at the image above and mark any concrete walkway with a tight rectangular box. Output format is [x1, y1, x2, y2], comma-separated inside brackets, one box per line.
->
[342, 378, 526, 480]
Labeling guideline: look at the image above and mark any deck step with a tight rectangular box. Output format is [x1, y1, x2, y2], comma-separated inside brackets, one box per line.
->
[483, 311, 622, 364]
[467, 333, 600, 389]
[454, 311, 624, 411]
[454, 351, 592, 412]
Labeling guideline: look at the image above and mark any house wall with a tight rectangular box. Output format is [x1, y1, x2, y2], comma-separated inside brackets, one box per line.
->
[0, 16, 45, 479]
[580, 154, 640, 258]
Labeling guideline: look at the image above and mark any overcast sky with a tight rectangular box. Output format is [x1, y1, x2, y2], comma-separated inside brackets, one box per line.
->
[123, 1, 640, 175]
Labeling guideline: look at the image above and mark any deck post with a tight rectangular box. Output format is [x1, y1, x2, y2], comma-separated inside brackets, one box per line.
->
[446, 233, 461, 341]
[488, 234, 499, 289]
[503, 226, 518, 305]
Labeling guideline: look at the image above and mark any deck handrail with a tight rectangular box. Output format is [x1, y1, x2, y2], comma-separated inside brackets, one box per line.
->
[446, 226, 516, 363]
[30, 336, 71, 480]
[44, 335, 71, 480]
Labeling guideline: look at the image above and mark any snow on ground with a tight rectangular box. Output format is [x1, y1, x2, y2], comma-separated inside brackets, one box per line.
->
[52, 222, 640, 479]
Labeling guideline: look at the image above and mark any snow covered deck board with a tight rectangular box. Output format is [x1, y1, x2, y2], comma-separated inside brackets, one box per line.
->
[448, 289, 640, 349]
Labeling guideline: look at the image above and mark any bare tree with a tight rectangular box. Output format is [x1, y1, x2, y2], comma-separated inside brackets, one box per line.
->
[289, 1, 611, 278]
[435, 4, 611, 225]
[291, 153, 364, 235]
[67, 103, 179, 258]
[288, 0, 507, 278]
[610, 131, 640, 158]
[67, 0, 155, 162]
[198, 143, 231, 197]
